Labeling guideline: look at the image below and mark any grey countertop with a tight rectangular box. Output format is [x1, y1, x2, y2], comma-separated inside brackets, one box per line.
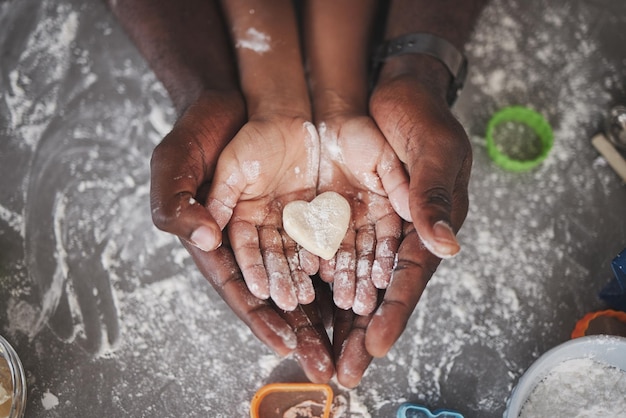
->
[1, 0, 625, 417]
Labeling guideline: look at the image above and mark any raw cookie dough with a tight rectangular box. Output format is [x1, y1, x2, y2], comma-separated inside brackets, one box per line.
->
[282, 191, 350, 260]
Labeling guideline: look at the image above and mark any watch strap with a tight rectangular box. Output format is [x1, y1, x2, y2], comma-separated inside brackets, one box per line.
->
[373, 33, 468, 105]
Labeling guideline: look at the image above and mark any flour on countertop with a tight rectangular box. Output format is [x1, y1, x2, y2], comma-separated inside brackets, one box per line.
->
[0, 204, 23, 235]
[41, 390, 59, 410]
[4, 4, 78, 152]
[1, 0, 625, 417]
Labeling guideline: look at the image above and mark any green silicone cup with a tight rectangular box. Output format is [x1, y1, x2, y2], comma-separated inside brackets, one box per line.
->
[486, 106, 553, 172]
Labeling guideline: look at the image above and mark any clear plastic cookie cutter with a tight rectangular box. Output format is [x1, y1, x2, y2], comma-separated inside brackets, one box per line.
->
[397, 403, 464, 418]
[250, 383, 333, 418]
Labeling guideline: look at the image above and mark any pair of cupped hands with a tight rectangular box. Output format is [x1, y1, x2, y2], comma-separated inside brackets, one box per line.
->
[150, 75, 471, 387]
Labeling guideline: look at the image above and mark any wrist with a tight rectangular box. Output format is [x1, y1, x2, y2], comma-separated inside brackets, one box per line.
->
[307, 46, 370, 120]
[236, 54, 311, 118]
[246, 89, 312, 120]
[376, 54, 451, 105]
[312, 88, 368, 122]
[172, 82, 242, 116]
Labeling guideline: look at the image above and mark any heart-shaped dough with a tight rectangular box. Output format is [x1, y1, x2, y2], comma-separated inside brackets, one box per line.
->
[282, 191, 351, 260]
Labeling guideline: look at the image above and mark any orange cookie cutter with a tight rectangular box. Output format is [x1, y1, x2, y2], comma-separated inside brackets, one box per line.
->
[571, 309, 626, 339]
[250, 383, 333, 418]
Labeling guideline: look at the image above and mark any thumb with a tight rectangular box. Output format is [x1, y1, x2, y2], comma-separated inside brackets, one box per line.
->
[152, 190, 224, 253]
[419, 219, 460, 259]
[408, 157, 468, 259]
[150, 143, 223, 253]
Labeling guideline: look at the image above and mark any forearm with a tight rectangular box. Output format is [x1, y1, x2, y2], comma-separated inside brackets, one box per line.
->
[106, 0, 239, 114]
[220, 0, 310, 118]
[379, 0, 488, 99]
[304, 0, 379, 119]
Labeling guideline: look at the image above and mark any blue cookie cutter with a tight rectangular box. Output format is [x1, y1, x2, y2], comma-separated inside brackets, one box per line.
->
[397, 403, 464, 418]
[599, 248, 626, 312]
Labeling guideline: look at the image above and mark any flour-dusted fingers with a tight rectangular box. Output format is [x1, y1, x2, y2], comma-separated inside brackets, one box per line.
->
[299, 246, 319, 276]
[281, 303, 335, 383]
[365, 225, 440, 358]
[259, 226, 299, 311]
[352, 225, 377, 316]
[319, 257, 336, 283]
[371, 211, 402, 289]
[334, 307, 373, 388]
[332, 227, 357, 310]
[282, 233, 315, 305]
[184, 242, 297, 356]
[228, 219, 269, 300]
[353, 275, 377, 316]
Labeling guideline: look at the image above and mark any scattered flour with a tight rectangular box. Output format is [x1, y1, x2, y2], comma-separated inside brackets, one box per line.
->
[0, 204, 23, 235]
[1, 0, 625, 417]
[4, 5, 78, 151]
[41, 390, 59, 410]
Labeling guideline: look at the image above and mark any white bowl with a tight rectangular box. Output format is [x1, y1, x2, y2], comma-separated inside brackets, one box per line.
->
[503, 335, 626, 418]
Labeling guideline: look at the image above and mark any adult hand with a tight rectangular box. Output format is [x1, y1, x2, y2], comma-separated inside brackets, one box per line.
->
[150, 92, 297, 353]
[370, 59, 471, 259]
[150, 92, 334, 382]
[109, 0, 335, 383]
[150, 91, 244, 253]
[205, 115, 321, 311]
[316, 115, 409, 316]
[366, 57, 472, 358]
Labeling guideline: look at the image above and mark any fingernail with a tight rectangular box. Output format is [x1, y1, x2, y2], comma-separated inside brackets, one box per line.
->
[190, 226, 219, 252]
[430, 221, 460, 258]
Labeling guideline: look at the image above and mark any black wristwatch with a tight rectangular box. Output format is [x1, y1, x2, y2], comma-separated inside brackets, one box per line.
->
[372, 33, 468, 106]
